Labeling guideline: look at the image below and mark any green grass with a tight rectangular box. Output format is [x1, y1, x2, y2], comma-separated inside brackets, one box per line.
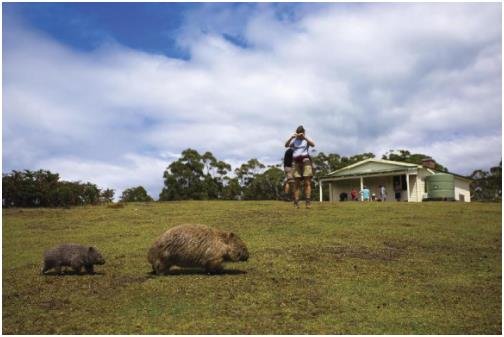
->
[3, 201, 501, 334]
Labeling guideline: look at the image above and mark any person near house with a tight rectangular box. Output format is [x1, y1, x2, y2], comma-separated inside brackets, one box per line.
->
[351, 188, 358, 201]
[360, 186, 370, 201]
[394, 182, 401, 201]
[285, 125, 315, 209]
[379, 185, 387, 201]
[339, 192, 348, 201]
[282, 148, 294, 199]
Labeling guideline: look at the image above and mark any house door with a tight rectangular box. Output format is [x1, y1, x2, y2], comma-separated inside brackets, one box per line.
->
[393, 175, 407, 201]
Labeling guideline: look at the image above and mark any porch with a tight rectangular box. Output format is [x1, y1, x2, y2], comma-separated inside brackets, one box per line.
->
[319, 169, 420, 202]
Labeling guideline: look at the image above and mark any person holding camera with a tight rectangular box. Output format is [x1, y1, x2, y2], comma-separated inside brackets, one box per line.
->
[285, 125, 315, 208]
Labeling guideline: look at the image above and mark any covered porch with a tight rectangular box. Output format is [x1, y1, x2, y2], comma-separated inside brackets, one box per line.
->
[319, 169, 420, 202]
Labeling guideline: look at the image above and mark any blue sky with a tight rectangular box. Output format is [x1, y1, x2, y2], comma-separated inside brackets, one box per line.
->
[4, 3, 194, 57]
[3, 2, 502, 198]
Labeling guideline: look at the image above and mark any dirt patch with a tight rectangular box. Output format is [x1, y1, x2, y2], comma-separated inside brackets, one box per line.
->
[4, 292, 22, 302]
[383, 240, 412, 250]
[117, 233, 141, 238]
[257, 247, 285, 258]
[39, 298, 71, 310]
[109, 275, 149, 288]
[268, 275, 317, 287]
[26, 222, 82, 231]
[292, 245, 403, 262]
[256, 245, 404, 263]
[107, 203, 125, 209]
[25, 223, 53, 230]
[332, 246, 402, 261]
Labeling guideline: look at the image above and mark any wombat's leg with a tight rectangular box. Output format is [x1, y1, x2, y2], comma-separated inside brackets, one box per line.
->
[85, 264, 95, 274]
[154, 261, 171, 275]
[54, 265, 62, 275]
[70, 256, 84, 274]
[152, 264, 164, 275]
[205, 259, 224, 274]
[41, 260, 52, 275]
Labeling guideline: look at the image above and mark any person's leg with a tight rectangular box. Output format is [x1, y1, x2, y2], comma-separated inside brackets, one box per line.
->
[292, 162, 302, 208]
[284, 179, 290, 194]
[283, 168, 291, 194]
[304, 177, 312, 208]
[302, 159, 313, 208]
[284, 168, 295, 201]
[288, 179, 296, 201]
[294, 179, 301, 208]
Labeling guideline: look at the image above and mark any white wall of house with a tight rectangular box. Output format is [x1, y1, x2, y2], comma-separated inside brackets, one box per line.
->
[454, 178, 471, 202]
[416, 169, 429, 201]
[408, 175, 418, 202]
[329, 179, 360, 201]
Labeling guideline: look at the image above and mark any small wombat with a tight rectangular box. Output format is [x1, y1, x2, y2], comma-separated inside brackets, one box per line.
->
[41, 244, 105, 275]
[148, 224, 249, 274]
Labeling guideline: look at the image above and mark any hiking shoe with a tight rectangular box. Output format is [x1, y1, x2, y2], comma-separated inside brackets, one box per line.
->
[294, 199, 300, 209]
[306, 199, 312, 209]
[282, 192, 291, 202]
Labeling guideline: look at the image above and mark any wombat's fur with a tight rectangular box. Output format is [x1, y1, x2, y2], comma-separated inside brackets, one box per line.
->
[41, 244, 105, 275]
[148, 224, 249, 274]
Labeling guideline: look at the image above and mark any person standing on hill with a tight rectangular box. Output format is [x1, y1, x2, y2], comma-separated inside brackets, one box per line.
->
[394, 182, 402, 201]
[285, 125, 315, 209]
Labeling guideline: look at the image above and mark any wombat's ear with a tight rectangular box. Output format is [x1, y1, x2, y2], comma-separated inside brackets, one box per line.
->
[227, 232, 235, 240]
[88, 247, 95, 253]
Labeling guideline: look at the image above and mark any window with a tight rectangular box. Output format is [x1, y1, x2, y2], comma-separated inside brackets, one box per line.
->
[393, 175, 407, 191]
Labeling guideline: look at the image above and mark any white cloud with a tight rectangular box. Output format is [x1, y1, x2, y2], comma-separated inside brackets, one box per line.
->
[3, 3, 501, 197]
[37, 154, 169, 200]
[406, 135, 502, 175]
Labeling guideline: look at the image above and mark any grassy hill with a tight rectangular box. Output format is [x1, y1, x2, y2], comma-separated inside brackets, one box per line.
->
[2, 201, 501, 334]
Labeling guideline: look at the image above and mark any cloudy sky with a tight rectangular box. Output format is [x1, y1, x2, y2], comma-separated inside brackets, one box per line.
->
[3, 2, 502, 198]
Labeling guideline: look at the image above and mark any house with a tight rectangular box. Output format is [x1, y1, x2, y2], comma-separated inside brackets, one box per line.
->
[318, 158, 472, 202]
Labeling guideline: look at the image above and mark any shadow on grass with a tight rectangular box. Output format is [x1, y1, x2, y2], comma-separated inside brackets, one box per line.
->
[42, 271, 106, 276]
[148, 269, 247, 276]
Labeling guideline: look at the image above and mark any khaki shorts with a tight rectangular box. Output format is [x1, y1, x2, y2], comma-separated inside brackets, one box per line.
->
[284, 167, 294, 181]
[293, 158, 313, 178]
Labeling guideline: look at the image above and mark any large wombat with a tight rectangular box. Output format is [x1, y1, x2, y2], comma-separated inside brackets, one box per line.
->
[41, 244, 105, 275]
[148, 224, 249, 274]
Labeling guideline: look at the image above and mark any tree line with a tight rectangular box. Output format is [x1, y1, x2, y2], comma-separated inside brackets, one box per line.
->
[1, 170, 157, 207]
[2, 170, 114, 207]
[157, 148, 454, 201]
[469, 161, 501, 202]
[2, 149, 501, 207]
